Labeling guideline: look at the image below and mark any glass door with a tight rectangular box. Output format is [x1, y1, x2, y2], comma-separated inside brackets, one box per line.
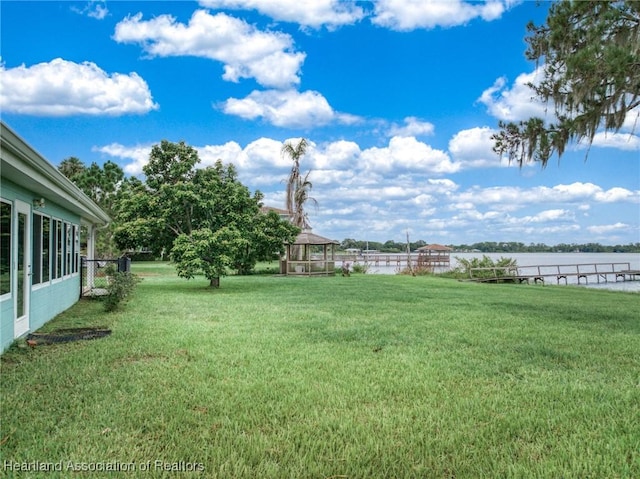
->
[14, 200, 30, 338]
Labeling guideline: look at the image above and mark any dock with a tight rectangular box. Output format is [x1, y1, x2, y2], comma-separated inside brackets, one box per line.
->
[468, 262, 640, 285]
[337, 253, 450, 268]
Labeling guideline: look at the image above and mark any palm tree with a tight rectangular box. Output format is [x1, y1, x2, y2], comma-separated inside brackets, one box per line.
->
[292, 170, 318, 229]
[282, 139, 317, 229]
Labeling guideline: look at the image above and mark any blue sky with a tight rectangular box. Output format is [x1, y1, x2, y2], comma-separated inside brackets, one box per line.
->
[1, 0, 639, 245]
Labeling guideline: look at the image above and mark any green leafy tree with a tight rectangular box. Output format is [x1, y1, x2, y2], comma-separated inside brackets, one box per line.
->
[58, 157, 85, 182]
[493, 1, 640, 167]
[58, 157, 125, 256]
[115, 140, 299, 287]
[114, 141, 204, 255]
[60, 158, 124, 208]
[382, 240, 402, 253]
[233, 211, 300, 275]
[340, 238, 359, 250]
[171, 227, 247, 288]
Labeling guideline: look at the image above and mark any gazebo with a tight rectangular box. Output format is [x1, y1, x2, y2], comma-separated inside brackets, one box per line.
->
[416, 244, 452, 269]
[282, 229, 339, 276]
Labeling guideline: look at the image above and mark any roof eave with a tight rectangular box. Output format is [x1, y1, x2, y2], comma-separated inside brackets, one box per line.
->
[1, 122, 110, 225]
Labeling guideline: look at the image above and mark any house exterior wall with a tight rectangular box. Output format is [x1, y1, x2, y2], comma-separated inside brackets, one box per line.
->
[0, 295, 13, 353]
[1, 176, 82, 352]
[1, 122, 109, 354]
[29, 278, 80, 331]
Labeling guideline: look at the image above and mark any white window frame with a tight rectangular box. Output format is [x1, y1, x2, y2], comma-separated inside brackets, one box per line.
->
[64, 221, 72, 278]
[31, 212, 53, 290]
[72, 224, 80, 275]
[0, 198, 12, 302]
[51, 217, 64, 283]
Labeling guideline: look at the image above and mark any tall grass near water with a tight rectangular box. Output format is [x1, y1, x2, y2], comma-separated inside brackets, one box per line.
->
[1, 262, 638, 478]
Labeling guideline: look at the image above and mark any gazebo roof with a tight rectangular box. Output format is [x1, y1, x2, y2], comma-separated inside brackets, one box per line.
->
[417, 243, 452, 251]
[288, 229, 339, 245]
[260, 205, 290, 215]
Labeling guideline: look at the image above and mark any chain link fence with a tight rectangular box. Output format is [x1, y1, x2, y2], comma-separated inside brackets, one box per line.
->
[80, 257, 131, 298]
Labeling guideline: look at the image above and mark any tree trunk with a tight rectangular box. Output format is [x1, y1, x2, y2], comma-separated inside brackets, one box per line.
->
[209, 277, 220, 288]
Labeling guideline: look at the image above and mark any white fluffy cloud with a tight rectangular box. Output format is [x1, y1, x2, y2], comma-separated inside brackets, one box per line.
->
[99, 136, 462, 182]
[222, 89, 360, 128]
[113, 10, 305, 88]
[478, 67, 548, 122]
[236, 137, 291, 171]
[525, 209, 574, 223]
[198, 0, 365, 29]
[72, 1, 109, 20]
[198, 141, 244, 167]
[587, 223, 630, 235]
[310, 140, 361, 170]
[200, 0, 513, 31]
[387, 117, 435, 138]
[0, 58, 157, 116]
[588, 131, 640, 151]
[361, 136, 459, 174]
[99, 133, 522, 180]
[593, 187, 637, 203]
[94, 143, 155, 175]
[371, 0, 508, 31]
[448, 126, 512, 168]
[456, 183, 639, 206]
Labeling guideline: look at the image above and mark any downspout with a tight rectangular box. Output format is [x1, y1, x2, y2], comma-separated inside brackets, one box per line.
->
[87, 224, 98, 261]
[88, 221, 111, 260]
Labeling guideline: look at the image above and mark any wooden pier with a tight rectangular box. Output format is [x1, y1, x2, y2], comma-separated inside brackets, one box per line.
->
[337, 253, 450, 269]
[468, 262, 640, 285]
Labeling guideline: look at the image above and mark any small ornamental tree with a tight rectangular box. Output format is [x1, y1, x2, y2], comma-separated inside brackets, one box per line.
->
[171, 227, 247, 288]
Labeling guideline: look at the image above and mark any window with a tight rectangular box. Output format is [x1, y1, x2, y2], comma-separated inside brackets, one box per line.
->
[17, 211, 25, 317]
[65, 222, 72, 276]
[53, 219, 63, 280]
[32, 214, 42, 284]
[0, 201, 11, 296]
[42, 217, 51, 282]
[73, 225, 80, 274]
[32, 214, 51, 285]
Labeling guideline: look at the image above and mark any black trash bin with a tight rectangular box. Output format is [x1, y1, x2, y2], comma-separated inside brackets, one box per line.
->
[117, 256, 131, 273]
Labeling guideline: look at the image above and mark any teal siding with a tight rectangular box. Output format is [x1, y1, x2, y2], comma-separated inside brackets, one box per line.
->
[1, 178, 82, 353]
[30, 277, 80, 331]
[0, 299, 13, 352]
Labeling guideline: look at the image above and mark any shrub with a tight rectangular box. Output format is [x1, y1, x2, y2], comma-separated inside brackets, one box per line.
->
[351, 262, 370, 274]
[103, 268, 141, 312]
[341, 262, 352, 276]
[452, 255, 517, 280]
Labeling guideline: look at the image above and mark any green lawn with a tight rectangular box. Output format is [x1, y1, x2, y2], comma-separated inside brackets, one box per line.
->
[1, 262, 639, 478]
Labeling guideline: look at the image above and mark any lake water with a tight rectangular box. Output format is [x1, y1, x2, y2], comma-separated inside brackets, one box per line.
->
[342, 252, 640, 293]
